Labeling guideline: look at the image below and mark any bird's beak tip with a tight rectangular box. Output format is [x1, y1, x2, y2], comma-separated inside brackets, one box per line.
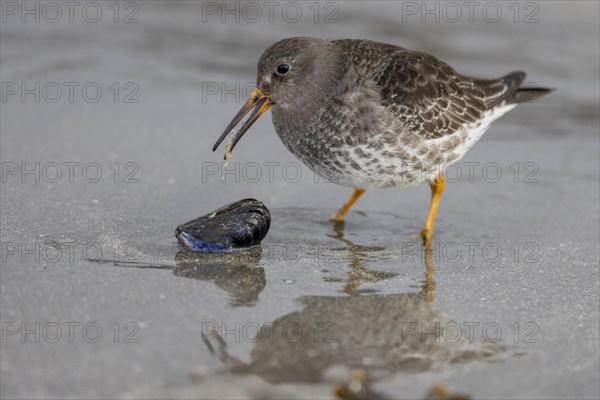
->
[212, 88, 271, 154]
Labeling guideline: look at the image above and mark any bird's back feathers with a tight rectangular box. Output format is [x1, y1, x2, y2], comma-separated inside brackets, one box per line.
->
[334, 39, 552, 139]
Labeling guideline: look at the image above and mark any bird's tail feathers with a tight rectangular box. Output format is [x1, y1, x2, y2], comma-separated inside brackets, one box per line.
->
[475, 71, 554, 107]
[513, 87, 555, 103]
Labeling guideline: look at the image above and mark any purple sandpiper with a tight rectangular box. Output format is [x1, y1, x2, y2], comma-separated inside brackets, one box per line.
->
[213, 37, 553, 247]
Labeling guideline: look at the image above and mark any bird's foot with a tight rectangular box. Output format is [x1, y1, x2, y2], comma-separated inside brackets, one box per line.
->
[329, 189, 365, 223]
[420, 228, 433, 249]
[329, 213, 345, 223]
[407, 232, 422, 241]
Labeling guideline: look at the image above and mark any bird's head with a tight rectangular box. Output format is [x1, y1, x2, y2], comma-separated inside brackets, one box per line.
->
[213, 37, 342, 154]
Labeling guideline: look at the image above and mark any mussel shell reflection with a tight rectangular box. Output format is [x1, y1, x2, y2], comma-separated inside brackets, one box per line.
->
[175, 198, 271, 253]
[175, 248, 265, 307]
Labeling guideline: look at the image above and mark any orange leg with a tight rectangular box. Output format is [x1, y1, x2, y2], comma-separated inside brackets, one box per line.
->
[330, 189, 366, 222]
[420, 175, 445, 248]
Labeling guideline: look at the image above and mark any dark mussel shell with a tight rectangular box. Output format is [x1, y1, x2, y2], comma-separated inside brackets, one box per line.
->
[175, 199, 271, 253]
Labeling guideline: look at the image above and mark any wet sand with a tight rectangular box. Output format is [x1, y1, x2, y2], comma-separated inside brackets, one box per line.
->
[1, 1, 599, 399]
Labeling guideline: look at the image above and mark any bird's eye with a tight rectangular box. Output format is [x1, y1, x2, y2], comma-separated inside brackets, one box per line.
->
[276, 64, 290, 75]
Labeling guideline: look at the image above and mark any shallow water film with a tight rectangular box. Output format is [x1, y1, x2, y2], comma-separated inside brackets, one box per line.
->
[1, 1, 599, 399]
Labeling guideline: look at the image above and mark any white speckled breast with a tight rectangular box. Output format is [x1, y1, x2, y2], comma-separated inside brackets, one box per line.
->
[272, 93, 516, 189]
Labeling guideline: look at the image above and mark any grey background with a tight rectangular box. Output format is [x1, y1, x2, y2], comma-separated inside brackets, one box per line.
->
[1, 1, 599, 399]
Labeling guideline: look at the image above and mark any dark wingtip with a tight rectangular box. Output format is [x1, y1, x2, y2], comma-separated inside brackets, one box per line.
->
[503, 71, 527, 86]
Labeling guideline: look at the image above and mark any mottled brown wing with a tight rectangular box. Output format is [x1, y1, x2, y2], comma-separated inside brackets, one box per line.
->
[374, 50, 488, 139]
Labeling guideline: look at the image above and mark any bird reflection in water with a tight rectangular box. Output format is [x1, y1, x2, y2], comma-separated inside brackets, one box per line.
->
[327, 221, 399, 294]
[201, 221, 504, 384]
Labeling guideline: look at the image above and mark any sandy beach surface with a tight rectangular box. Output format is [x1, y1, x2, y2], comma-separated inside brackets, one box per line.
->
[1, 2, 599, 399]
